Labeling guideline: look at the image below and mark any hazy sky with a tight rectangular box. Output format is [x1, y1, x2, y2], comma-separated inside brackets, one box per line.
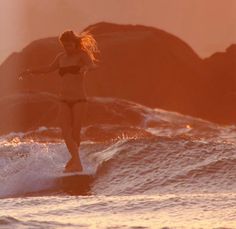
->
[0, 0, 236, 63]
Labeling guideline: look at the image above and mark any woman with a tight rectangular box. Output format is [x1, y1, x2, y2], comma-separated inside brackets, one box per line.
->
[19, 30, 99, 172]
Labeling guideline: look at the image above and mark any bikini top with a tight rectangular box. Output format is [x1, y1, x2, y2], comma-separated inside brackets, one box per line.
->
[58, 65, 81, 76]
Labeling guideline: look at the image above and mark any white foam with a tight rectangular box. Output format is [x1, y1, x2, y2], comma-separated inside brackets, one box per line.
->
[0, 139, 96, 198]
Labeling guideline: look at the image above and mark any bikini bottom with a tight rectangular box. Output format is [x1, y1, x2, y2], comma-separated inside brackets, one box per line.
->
[60, 98, 87, 109]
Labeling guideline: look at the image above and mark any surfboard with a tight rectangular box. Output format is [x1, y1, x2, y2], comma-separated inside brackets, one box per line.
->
[56, 171, 94, 195]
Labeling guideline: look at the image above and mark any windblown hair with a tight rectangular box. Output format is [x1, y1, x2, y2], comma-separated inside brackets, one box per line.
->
[59, 30, 99, 63]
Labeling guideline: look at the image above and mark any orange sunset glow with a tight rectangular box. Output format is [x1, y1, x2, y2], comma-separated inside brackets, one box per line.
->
[0, 1, 236, 229]
[1, 0, 236, 63]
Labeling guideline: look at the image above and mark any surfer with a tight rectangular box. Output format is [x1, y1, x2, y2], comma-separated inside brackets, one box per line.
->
[19, 30, 99, 172]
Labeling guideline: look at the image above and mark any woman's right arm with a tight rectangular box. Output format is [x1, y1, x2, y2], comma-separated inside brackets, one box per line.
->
[19, 52, 63, 79]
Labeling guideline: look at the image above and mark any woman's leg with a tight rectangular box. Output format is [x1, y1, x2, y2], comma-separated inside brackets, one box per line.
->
[59, 102, 82, 172]
[72, 101, 88, 157]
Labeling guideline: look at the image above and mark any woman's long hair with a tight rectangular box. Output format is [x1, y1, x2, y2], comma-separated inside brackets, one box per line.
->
[59, 30, 99, 63]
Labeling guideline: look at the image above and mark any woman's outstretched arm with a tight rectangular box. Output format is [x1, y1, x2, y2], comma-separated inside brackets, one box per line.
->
[19, 52, 63, 79]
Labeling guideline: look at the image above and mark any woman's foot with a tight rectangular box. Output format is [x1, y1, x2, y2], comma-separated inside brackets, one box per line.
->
[64, 158, 83, 173]
[65, 158, 73, 169]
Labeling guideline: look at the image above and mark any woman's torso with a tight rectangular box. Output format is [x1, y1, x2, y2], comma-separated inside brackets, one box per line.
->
[58, 52, 86, 100]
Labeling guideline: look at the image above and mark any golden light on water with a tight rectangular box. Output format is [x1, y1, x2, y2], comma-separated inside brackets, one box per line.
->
[1, 194, 236, 228]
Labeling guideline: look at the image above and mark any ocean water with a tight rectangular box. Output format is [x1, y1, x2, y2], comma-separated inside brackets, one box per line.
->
[0, 97, 236, 229]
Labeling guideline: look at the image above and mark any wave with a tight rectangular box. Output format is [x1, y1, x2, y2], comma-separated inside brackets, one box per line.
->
[0, 216, 20, 225]
[0, 96, 236, 198]
[91, 137, 236, 195]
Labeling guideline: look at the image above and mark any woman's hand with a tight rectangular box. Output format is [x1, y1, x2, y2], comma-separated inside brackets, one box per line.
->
[79, 63, 98, 75]
[79, 66, 89, 75]
[18, 69, 33, 80]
